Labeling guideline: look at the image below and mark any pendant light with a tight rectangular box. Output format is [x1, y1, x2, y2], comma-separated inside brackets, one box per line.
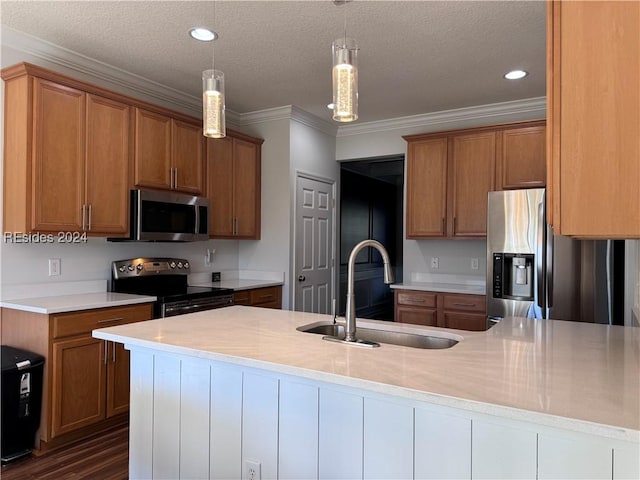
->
[332, 0, 358, 122]
[202, 1, 225, 138]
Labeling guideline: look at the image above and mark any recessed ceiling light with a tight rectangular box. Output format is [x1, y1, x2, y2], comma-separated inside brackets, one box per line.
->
[189, 27, 217, 42]
[504, 70, 528, 80]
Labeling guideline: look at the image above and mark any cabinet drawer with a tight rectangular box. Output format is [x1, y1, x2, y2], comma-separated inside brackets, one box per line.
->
[396, 291, 437, 308]
[442, 294, 485, 313]
[250, 286, 281, 306]
[52, 304, 153, 339]
[233, 291, 251, 305]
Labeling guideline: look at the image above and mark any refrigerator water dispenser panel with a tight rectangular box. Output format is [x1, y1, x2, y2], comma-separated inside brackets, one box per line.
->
[492, 253, 535, 301]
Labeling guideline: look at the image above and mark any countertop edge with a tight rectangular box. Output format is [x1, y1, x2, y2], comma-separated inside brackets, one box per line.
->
[191, 280, 284, 291]
[93, 325, 640, 444]
[391, 283, 486, 295]
[0, 294, 157, 314]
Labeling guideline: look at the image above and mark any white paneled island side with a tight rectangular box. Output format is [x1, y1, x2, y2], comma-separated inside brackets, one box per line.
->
[93, 306, 640, 480]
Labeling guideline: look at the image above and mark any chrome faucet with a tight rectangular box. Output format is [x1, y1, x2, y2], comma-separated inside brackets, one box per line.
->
[344, 239, 395, 342]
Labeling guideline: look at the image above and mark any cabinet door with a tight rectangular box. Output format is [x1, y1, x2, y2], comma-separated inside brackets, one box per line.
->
[538, 432, 612, 480]
[498, 125, 546, 190]
[134, 108, 172, 190]
[442, 312, 487, 331]
[106, 341, 131, 418]
[549, 1, 640, 237]
[32, 78, 85, 232]
[472, 421, 537, 479]
[450, 132, 496, 237]
[51, 336, 106, 438]
[233, 138, 261, 239]
[85, 94, 130, 235]
[406, 138, 448, 238]
[207, 136, 235, 237]
[396, 305, 438, 326]
[172, 120, 204, 194]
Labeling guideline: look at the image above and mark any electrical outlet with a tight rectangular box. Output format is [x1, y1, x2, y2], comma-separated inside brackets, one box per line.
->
[471, 258, 479, 270]
[212, 271, 221, 282]
[48, 258, 61, 276]
[430, 257, 439, 269]
[244, 460, 261, 480]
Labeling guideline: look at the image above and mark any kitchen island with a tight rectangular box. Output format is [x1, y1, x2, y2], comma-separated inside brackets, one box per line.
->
[93, 306, 640, 480]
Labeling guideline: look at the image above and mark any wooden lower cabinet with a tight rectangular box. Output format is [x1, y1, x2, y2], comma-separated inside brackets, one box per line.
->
[0, 302, 153, 451]
[395, 289, 486, 331]
[233, 285, 282, 309]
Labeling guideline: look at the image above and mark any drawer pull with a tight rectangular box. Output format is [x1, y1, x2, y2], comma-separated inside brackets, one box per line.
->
[452, 302, 476, 307]
[98, 317, 124, 324]
[259, 295, 274, 300]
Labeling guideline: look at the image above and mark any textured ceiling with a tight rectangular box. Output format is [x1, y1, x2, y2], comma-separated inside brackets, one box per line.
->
[0, 1, 546, 124]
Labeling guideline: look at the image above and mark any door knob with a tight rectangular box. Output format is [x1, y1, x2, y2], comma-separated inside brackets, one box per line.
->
[298, 275, 306, 282]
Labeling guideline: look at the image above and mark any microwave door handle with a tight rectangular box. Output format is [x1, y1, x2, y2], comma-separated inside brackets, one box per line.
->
[536, 200, 546, 313]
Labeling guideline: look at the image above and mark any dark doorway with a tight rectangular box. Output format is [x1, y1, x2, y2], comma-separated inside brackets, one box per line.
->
[339, 156, 404, 320]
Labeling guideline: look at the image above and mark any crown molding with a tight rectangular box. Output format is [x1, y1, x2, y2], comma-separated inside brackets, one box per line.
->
[336, 97, 547, 137]
[232, 105, 338, 136]
[2, 27, 206, 117]
[3, 27, 545, 138]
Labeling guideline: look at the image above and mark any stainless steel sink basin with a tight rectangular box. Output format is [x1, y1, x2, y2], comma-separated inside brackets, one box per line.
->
[297, 322, 459, 349]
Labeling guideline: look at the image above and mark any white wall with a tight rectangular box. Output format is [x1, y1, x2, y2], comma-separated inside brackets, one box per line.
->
[236, 119, 292, 308]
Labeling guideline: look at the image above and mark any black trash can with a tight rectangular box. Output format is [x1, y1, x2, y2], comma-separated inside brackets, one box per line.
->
[1, 345, 45, 464]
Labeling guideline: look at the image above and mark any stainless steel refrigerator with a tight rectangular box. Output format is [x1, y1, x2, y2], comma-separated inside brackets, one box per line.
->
[486, 188, 627, 326]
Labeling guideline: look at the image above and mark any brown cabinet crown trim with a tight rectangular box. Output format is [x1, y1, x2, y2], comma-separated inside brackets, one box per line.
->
[402, 119, 546, 143]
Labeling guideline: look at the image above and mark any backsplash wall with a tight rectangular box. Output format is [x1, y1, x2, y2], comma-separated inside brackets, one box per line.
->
[0, 238, 239, 298]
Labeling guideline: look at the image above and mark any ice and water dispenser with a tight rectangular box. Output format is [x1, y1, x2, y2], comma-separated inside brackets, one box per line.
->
[492, 253, 535, 300]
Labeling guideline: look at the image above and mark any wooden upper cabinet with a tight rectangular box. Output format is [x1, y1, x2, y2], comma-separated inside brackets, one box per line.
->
[233, 138, 261, 238]
[134, 108, 172, 190]
[497, 123, 546, 190]
[548, 1, 640, 238]
[134, 108, 204, 194]
[207, 136, 235, 236]
[206, 132, 263, 239]
[32, 79, 85, 232]
[2, 71, 130, 236]
[404, 121, 545, 239]
[405, 138, 448, 238]
[85, 94, 130, 235]
[449, 131, 496, 237]
[172, 120, 204, 194]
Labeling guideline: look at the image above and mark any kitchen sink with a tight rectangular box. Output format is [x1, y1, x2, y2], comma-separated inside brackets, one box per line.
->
[297, 321, 459, 349]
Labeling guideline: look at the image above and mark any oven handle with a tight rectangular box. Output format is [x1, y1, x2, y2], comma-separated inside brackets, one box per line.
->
[163, 298, 233, 316]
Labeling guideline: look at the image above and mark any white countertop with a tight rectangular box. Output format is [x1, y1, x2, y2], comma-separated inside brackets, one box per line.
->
[391, 282, 486, 295]
[190, 279, 283, 291]
[94, 306, 640, 442]
[0, 292, 156, 314]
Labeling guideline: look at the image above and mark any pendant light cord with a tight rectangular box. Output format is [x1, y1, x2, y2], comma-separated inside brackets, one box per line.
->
[211, 0, 216, 70]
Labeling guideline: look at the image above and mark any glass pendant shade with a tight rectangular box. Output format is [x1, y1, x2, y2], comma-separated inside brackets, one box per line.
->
[332, 37, 358, 122]
[202, 69, 226, 138]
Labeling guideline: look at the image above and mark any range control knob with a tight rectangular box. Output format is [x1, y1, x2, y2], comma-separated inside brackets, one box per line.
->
[127, 265, 134, 271]
[169, 261, 176, 269]
[136, 264, 143, 272]
[118, 265, 126, 273]
[177, 262, 183, 269]
[183, 262, 190, 269]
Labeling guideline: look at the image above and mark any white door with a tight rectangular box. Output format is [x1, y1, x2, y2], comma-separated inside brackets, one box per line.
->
[294, 174, 335, 313]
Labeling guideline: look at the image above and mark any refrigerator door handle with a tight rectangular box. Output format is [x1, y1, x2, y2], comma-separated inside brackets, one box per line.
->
[546, 224, 554, 310]
[536, 201, 546, 311]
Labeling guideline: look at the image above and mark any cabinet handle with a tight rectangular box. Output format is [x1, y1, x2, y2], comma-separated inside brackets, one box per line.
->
[112, 342, 117, 363]
[259, 294, 274, 300]
[173, 168, 178, 189]
[452, 302, 476, 307]
[453, 216, 457, 233]
[233, 218, 238, 235]
[104, 341, 108, 365]
[97, 317, 124, 324]
[88, 204, 92, 231]
[441, 217, 445, 234]
[82, 204, 87, 231]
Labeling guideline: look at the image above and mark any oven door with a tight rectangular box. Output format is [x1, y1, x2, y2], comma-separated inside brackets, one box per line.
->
[160, 295, 233, 318]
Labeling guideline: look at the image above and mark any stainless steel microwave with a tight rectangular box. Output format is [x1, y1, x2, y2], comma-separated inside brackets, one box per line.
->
[112, 189, 209, 242]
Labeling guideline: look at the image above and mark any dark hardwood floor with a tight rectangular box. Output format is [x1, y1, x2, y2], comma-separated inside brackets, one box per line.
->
[1, 425, 128, 480]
